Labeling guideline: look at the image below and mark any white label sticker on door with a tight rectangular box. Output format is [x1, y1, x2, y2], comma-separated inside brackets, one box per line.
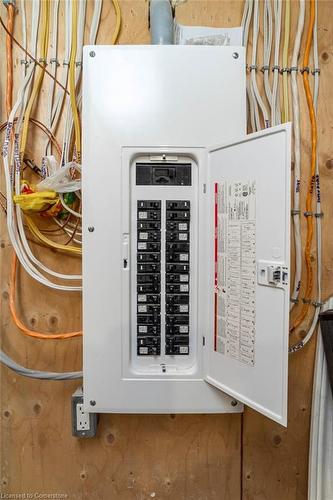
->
[214, 181, 256, 366]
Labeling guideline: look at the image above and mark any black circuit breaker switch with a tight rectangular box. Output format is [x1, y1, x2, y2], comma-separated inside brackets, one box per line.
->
[72, 386, 98, 438]
[137, 199, 162, 356]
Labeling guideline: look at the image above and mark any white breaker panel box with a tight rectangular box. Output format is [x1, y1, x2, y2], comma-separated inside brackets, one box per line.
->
[82, 46, 291, 425]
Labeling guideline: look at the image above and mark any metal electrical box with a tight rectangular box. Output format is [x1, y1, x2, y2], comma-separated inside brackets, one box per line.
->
[82, 46, 291, 425]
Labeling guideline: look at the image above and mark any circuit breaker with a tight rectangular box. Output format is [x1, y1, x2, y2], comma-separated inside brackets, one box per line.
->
[82, 46, 291, 425]
[130, 158, 198, 374]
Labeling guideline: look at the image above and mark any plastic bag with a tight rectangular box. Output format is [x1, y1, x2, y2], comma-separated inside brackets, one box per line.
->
[36, 157, 81, 193]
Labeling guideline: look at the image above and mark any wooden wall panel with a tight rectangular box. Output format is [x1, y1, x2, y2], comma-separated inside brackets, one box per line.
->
[0, 1, 332, 499]
[242, 3, 333, 499]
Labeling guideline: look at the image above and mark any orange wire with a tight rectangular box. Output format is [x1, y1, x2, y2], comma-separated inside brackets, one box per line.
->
[9, 254, 82, 340]
[290, 0, 317, 332]
[5, 3, 14, 117]
[0, 119, 82, 340]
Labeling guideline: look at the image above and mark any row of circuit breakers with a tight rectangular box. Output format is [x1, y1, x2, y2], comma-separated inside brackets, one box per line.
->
[137, 198, 190, 356]
[136, 164, 192, 356]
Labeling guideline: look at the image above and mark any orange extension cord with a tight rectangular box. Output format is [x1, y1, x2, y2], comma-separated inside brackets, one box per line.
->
[9, 254, 82, 339]
[290, 0, 317, 333]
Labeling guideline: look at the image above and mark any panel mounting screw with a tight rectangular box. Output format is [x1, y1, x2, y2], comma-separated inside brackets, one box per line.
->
[89, 51, 96, 58]
[90, 400, 96, 406]
[88, 226, 95, 232]
[232, 52, 239, 59]
[231, 400, 238, 407]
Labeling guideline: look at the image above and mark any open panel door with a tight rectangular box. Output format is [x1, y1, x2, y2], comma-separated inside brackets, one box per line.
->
[204, 124, 291, 425]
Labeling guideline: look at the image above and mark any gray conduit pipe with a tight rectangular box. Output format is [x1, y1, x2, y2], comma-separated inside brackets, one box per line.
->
[150, 0, 174, 45]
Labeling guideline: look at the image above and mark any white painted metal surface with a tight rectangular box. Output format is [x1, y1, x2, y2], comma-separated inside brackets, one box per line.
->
[308, 297, 333, 499]
[204, 125, 291, 426]
[83, 47, 291, 421]
[82, 45, 246, 413]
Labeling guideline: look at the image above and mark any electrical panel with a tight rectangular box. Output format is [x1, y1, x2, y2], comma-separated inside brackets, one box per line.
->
[82, 46, 291, 425]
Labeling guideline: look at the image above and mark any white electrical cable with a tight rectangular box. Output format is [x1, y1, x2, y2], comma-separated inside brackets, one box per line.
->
[300, 0, 322, 348]
[16, 0, 40, 136]
[16, 2, 82, 286]
[45, 0, 60, 156]
[271, 0, 282, 126]
[90, 0, 103, 45]
[290, 0, 305, 310]
[2, 2, 82, 291]
[290, 0, 322, 352]
[51, 0, 101, 243]
[241, 0, 250, 45]
[247, 80, 256, 132]
[61, 0, 87, 165]
[263, 0, 273, 116]
[47, 0, 71, 146]
[0, 350, 82, 380]
[241, 0, 257, 132]
[250, 0, 270, 129]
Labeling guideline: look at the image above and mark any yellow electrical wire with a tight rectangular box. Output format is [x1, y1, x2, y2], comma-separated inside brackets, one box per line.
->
[16, 0, 80, 255]
[20, 0, 50, 156]
[111, 0, 122, 44]
[282, 0, 290, 122]
[69, 0, 81, 162]
[290, 0, 317, 333]
[5, 3, 15, 118]
[25, 215, 82, 255]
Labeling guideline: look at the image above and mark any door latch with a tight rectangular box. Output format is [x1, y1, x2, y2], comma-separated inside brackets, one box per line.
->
[257, 261, 288, 288]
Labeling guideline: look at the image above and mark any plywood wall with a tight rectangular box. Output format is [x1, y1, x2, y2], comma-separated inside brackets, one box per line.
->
[0, 1, 332, 499]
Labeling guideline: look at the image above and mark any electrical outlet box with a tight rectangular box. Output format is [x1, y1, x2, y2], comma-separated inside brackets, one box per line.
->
[82, 46, 291, 425]
[76, 404, 90, 431]
[72, 387, 98, 438]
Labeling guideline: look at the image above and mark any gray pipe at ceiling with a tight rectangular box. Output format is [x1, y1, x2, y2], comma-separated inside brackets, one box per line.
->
[150, 0, 174, 44]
